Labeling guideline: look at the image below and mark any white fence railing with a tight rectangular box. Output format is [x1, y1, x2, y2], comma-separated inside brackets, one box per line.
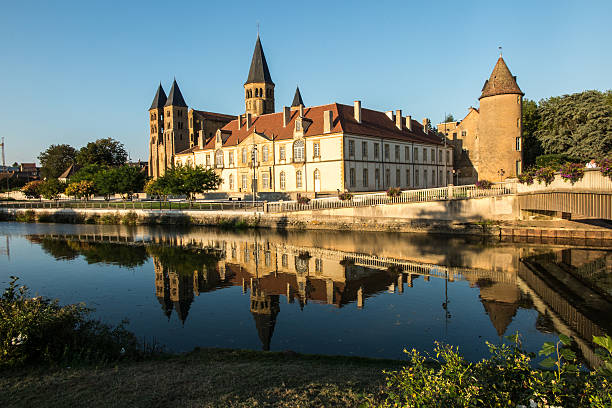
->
[265, 182, 517, 213]
[516, 169, 612, 194]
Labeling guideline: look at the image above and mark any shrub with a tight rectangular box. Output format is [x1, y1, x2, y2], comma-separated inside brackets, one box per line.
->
[599, 157, 612, 180]
[21, 181, 42, 199]
[121, 211, 139, 225]
[0, 277, 144, 367]
[338, 192, 353, 201]
[559, 162, 585, 185]
[475, 180, 493, 189]
[518, 168, 536, 185]
[386, 188, 401, 197]
[297, 196, 311, 205]
[38, 178, 64, 200]
[536, 153, 578, 169]
[15, 210, 36, 223]
[535, 166, 556, 186]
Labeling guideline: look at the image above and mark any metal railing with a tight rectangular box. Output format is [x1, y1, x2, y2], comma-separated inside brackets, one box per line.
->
[0, 199, 263, 212]
[265, 182, 517, 213]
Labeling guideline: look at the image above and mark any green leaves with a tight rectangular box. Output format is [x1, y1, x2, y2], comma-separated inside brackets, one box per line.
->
[559, 334, 572, 346]
[539, 342, 556, 357]
[594, 335, 612, 355]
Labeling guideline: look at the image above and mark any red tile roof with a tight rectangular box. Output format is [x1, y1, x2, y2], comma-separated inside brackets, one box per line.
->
[178, 103, 443, 154]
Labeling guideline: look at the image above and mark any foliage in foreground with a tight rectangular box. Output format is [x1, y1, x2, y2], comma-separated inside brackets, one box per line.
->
[0, 277, 147, 368]
[366, 334, 612, 408]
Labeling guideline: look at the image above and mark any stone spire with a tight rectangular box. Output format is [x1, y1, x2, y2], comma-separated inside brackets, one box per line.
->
[149, 83, 167, 110]
[479, 57, 524, 100]
[291, 86, 304, 107]
[165, 78, 188, 107]
[245, 36, 274, 85]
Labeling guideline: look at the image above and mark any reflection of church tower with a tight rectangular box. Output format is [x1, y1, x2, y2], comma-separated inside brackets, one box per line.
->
[169, 271, 195, 324]
[476, 278, 520, 337]
[250, 288, 280, 351]
[154, 259, 173, 319]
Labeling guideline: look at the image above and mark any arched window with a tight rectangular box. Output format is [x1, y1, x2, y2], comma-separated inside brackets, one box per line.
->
[314, 169, 321, 183]
[229, 174, 234, 190]
[293, 140, 305, 162]
[215, 150, 224, 167]
[280, 171, 286, 190]
[255, 88, 259, 97]
[296, 170, 303, 188]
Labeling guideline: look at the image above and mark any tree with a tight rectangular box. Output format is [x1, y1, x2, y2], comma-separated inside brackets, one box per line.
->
[149, 165, 222, 201]
[21, 180, 42, 199]
[38, 178, 64, 200]
[76, 138, 128, 167]
[70, 163, 108, 184]
[38, 144, 77, 179]
[65, 180, 95, 200]
[535, 90, 612, 161]
[113, 165, 146, 199]
[522, 98, 543, 167]
[444, 114, 455, 123]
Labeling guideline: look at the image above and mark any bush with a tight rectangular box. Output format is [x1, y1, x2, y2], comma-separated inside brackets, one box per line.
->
[518, 168, 536, 185]
[297, 196, 311, 205]
[15, 210, 36, 223]
[475, 180, 493, 189]
[536, 154, 579, 169]
[559, 162, 585, 185]
[0, 277, 144, 367]
[338, 192, 353, 201]
[599, 157, 612, 180]
[386, 188, 401, 197]
[21, 181, 43, 199]
[535, 166, 556, 186]
[38, 178, 64, 200]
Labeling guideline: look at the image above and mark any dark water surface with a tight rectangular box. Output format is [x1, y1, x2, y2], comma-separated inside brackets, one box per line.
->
[1, 222, 610, 363]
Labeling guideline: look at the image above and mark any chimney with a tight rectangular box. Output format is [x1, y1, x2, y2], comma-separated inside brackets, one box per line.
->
[323, 110, 333, 133]
[246, 112, 252, 129]
[198, 130, 205, 149]
[237, 115, 242, 130]
[354, 100, 362, 123]
[395, 110, 402, 130]
[422, 118, 429, 132]
[385, 111, 394, 120]
[283, 106, 290, 127]
[299, 104, 304, 117]
[406, 115, 412, 131]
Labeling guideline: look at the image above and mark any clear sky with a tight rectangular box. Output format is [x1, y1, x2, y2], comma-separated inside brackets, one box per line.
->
[2, 0, 611, 164]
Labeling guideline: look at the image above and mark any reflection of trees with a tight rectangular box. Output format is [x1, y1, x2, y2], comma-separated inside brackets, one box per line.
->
[33, 237, 147, 267]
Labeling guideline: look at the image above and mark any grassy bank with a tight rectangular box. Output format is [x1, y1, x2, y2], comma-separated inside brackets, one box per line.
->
[0, 348, 399, 408]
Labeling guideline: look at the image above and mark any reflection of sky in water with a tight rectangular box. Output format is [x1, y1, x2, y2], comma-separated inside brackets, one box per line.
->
[0, 222, 610, 363]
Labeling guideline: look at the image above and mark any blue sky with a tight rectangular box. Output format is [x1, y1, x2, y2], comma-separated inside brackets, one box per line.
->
[1, 0, 611, 164]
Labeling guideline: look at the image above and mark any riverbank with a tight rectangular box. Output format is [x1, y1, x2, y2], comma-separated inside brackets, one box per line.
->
[0, 348, 399, 408]
[2, 206, 612, 240]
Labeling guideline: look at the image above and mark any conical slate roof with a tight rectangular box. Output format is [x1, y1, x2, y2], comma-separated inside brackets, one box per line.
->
[150, 83, 167, 110]
[245, 36, 274, 85]
[165, 79, 188, 107]
[479, 57, 523, 99]
[291, 86, 304, 107]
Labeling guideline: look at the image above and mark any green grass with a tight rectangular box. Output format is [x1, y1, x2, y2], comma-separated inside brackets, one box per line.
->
[0, 348, 401, 408]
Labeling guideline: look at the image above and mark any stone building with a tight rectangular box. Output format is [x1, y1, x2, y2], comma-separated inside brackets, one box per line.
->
[437, 56, 524, 184]
[171, 36, 452, 197]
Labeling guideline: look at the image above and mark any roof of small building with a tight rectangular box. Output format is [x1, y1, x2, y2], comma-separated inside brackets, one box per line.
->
[480, 57, 523, 99]
[245, 36, 274, 85]
[192, 109, 236, 121]
[58, 164, 77, 179]
[291, 86, 304, 107]
[177, 103, 444, 155]
[149, 83, 167, 110]
[165, 79, 188, 107]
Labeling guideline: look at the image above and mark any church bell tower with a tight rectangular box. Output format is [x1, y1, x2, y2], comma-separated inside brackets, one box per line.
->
[244, 36, 275, 116]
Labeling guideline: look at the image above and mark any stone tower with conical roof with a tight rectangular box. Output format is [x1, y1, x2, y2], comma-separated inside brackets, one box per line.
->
[291, 86, 304, 107]
[244, 36, 275, 116]
[148, 83, 167, 178]
[477, 56, 524, 180]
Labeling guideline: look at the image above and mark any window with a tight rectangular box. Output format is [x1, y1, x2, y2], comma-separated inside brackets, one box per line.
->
[375, 168, 380, 188]
[396, 168, 400, 186]
[384, 144, 390, 160]
[242, 148, 247, 164]
[315, 258, 323, 274]
[229, 174, 234, 190]
[461, 130, 467, 137]
[265, 251, 271, 267]
[431, 169, 435, 185]
[431, 148, 435, 163]
[314, 142, 320, 158]
[415, 170, 419, 187]
[406, 169, 410, 187]
[423, 148, 427, 163]
[439, 170, 443, 185]
[293, 140, 305, 162]
[446, 151, 451, 164]
[395, 145, 400, 161]
[296, 170, 303, 188]
[215, 150, 223, 167]
[262, 172, 270, 189]
[438, 150, 442, 162]
[279, 145, 286, 160]
[314, 169, 321, 188]
[405, 146, 410, 162]
[282, 254, 288, 267]
[516, 160, 522, 175]
[206, 154, 211, 166]
[362, 141, 368, 159]
[280, 171, 286, 190]
[414, 147, 419, 162]
[349, 168, 355, 187]
[348, 140, 355, 157]
[385, 168, 390, 187]
[229, 152, 234, 166]
[516, 137, 521, 151]
[241, 174, 248, 189]
[262, 145, 269, 162]
[374, 144, 380, 159]
[363, 168, 368, 187]
[244, 247, 249, 262]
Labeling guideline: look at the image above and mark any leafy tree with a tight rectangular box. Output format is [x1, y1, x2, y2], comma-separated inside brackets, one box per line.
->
[38, 178, 64, 200]
[38, 144, 77, 179]
[521, 98, 543, 167]
[93, 165, 146, 199]
[167, 165, 222, 200]
[21, 180, 42, 199]
[69, 163, 108, 184]
[65, 180, 95, 200]
[76, 138, 127, 167]
[535, 90, 612, 161]
[444, 114, 455, 123]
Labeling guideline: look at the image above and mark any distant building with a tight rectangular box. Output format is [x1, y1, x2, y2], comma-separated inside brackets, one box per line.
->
[437, 56, 524, 184]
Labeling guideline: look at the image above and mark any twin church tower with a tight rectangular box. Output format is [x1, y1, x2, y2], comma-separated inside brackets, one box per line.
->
[148, 36, 281, 178]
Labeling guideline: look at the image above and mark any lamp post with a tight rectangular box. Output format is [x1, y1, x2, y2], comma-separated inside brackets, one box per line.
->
[252, 145, 258, 211]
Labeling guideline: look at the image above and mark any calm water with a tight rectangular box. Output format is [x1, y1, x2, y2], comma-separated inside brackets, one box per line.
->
[1, 222, 610, 363]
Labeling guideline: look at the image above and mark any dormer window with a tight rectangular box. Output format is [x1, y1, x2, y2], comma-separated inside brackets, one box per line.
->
[295, 119, 302, 131]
